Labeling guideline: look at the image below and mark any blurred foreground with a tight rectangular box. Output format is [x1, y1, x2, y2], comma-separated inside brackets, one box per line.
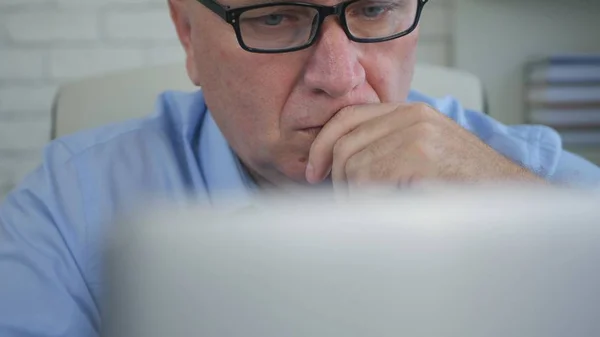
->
[103, 184, 600, 337]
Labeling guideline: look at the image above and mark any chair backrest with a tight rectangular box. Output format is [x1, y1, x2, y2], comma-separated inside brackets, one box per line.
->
[51, 63, 484, 139]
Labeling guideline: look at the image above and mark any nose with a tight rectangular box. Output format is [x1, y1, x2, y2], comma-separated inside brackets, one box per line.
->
[302, 19, 366, 98]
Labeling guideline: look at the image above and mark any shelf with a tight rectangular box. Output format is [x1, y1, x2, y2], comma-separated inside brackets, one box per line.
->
[453, 0, 600, 125]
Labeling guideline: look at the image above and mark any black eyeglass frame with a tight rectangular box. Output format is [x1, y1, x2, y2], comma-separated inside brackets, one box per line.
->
[196, 0, 429, 53]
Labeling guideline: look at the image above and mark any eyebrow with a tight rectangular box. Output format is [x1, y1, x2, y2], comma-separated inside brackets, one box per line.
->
[224, 0, 341, 8]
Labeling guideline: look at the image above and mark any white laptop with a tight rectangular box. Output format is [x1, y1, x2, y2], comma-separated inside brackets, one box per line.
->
[101, 185, 600, 337]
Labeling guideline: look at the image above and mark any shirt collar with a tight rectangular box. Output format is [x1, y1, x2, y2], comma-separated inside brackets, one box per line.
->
[198, 109, 258, 212]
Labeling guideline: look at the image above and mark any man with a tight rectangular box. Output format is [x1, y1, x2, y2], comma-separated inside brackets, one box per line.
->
[1, 0, 599, 335]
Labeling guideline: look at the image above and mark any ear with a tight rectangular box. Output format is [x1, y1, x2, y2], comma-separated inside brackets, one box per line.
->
[168, 0, 202, 86]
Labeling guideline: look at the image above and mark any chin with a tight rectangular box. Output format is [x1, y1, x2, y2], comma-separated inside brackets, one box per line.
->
[267, 155, 310, 185]
[280, 164, 310, 184]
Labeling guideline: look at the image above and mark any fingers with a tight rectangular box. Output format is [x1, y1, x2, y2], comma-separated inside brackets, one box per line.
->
[308, 103, 438, 184]
[330, 117, 405, 184]
[304, 101, 535, 191]
[333, 130, 406, 197]
[334, 122, 440, 193]
[306, 103, 402, 184]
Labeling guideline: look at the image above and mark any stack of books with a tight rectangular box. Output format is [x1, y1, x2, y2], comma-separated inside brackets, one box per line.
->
[525, 54, 600, 149]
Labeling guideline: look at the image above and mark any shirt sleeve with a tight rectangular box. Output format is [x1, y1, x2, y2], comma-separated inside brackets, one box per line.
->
[548, 150, 600, 188]
[0, 141, 99, 337]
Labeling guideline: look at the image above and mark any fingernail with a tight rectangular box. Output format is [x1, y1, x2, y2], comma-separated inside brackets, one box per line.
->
[306, 163, 316, 184]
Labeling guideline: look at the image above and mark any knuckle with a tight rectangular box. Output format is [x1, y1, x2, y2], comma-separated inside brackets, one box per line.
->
[410, 140, 436, 162]
[412, 103, 436, 120]
[412, 121, 437, 138]
[344, 154, 362, 178]
[332, 135, 352, 161]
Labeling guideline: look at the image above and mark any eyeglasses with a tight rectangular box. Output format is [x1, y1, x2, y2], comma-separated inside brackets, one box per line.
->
[196, 0, 429, 53]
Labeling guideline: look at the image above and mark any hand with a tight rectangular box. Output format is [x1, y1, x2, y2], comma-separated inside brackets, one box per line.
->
[305, 103, 544, 192]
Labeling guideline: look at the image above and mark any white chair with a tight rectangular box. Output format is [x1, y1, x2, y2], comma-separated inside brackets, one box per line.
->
[51, 63, 485, 139]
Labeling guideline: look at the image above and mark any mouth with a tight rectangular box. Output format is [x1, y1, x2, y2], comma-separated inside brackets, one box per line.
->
[299, 126, 323, 137]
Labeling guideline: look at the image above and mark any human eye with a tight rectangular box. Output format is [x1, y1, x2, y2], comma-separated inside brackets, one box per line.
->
[361, 4, 388, 18]
[348, 0, 407, 20]
[256, 13, 287, 26]
[242, 7, 308, 27]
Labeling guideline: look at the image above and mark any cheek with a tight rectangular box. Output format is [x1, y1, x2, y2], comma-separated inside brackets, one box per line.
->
[361, 33, 418, 102]
[189, 27, 307, 164]
[196, 39, 298, 122]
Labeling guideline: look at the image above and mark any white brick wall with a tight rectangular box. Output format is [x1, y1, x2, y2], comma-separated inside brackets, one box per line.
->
[6, 11, 100, 41]
[0, 0, 454, 200]
[103, 9, 177, 40]
[0, 50, 46, 80]
[49, 48, 147, 79]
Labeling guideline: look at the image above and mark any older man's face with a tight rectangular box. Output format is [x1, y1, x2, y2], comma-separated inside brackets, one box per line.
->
[170, 0, 419, 187]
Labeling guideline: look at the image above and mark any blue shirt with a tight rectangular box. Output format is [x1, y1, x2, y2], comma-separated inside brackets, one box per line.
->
[1, 89, 599, 337]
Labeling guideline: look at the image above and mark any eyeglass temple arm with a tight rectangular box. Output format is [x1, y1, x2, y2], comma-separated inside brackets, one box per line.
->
[197, 0, 230, 21]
